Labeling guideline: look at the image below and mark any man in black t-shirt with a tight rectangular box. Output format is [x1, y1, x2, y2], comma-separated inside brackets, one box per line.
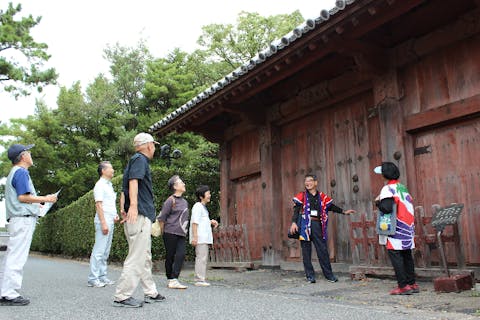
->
[113, 133, 166, 308]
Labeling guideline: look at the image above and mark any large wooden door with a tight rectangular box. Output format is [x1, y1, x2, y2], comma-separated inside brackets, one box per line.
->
[231, 175, 263, 259]
[413, 117, 480, 264]
[330, 92, 380, 262]
[227, 130, 264, 260]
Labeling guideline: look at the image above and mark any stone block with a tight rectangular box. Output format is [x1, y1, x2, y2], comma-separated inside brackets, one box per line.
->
[433, 273, 473, 292]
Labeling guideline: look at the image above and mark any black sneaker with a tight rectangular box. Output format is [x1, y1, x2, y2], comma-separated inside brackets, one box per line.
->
[144, 293, 166, 303]
[326, 276, 338, 283]
[113, 297, 143, 308]
[306, 277, 316, 283]
[1, 296, 30, 306]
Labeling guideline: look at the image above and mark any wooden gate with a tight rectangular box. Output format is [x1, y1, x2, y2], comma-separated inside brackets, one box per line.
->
[210, 224, 253, 269]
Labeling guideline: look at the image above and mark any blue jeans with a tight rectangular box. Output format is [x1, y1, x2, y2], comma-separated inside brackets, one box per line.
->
[88, 223, 114, 282]
[300, 220, 334, 280]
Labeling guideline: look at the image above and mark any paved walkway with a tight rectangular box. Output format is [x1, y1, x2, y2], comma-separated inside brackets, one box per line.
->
[0, 254, 478, 320]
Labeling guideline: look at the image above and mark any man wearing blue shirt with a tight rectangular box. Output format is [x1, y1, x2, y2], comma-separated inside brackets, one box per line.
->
[0, 144, 57, 306]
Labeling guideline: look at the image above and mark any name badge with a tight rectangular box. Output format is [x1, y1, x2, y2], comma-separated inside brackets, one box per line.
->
[310, 210, 318, 217]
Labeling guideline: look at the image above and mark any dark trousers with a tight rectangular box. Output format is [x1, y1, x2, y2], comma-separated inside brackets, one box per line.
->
[388, 249, 415, 288]
[300, 220, 334, 280]
[162, 232, 186, 279]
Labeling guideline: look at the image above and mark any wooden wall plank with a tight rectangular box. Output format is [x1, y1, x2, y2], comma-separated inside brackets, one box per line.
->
[405, 93, 480, 133]
[229, 130, 260, 176]
[400, 35, 480, 119]
[229, 162, 261, 181]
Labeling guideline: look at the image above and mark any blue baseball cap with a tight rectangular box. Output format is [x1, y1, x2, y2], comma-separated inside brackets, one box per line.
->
[7, 144, 34, 163]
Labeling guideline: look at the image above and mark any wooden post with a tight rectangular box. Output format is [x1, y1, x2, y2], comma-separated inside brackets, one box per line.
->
[259, 124, 282, 265]
[453, 222, 465, 268]
[219, 142, 231, 226]
[349, 219, 360, 265]
[437, 230, 450, 277]
[372, 69, 408, 181]
[414, 206, 429, 267]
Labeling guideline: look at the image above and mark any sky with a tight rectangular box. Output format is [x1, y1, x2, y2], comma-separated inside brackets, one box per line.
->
[0, 0, 337, 225]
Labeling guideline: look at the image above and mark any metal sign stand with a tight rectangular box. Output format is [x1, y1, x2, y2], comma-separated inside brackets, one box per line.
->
[431, 204, 473, 292]
[431, 204, 464, 277]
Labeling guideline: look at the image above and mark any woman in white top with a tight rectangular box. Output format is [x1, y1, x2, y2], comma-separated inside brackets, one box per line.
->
[189, 185, 218, 286]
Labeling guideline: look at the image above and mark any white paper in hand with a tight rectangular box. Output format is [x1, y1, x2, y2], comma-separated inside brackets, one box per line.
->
[38, 189, 62, 217]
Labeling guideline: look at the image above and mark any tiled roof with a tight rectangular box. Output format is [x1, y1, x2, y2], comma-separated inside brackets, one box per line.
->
[150, 0, 356, 132]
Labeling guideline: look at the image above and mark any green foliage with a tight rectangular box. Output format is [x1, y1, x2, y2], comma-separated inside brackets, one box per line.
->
[152, 140, 220, 220]
[104, 41, 151, 122]
[143, 48, 232, 118]
[156, 132, 220, 186]
[143, 49, 199, 114]
[0, 2, 57, 98]
[197, 11, 304, 68]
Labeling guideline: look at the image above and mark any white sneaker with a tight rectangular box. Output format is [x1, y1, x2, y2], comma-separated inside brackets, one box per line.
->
[194, 281, 211, 287]
[167, 279, 187, 289]
[101, 278, 115, 285]
[87, 280, 106, 288]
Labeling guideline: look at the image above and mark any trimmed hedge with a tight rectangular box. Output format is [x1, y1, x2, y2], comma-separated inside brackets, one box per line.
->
[31, 166, 220, 262]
